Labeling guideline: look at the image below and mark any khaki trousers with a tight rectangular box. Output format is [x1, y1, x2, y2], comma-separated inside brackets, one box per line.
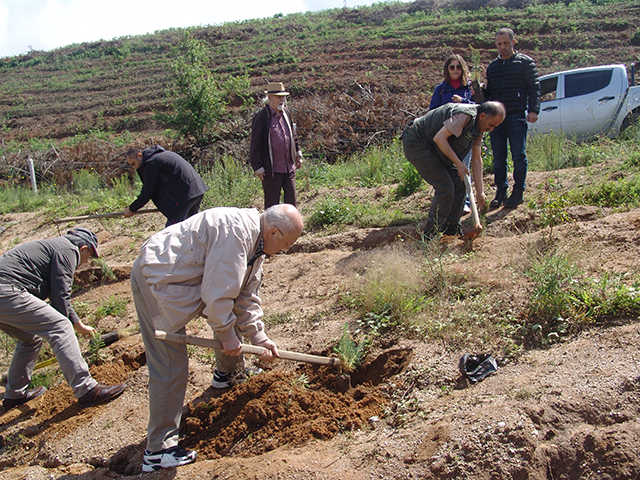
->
[0, 284, 97, 400]
[131, 258, 243, 452]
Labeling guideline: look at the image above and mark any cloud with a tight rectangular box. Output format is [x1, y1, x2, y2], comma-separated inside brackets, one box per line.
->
[0, 0, 399, 58]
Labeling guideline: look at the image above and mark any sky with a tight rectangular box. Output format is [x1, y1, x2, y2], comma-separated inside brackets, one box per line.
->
[0, 0, 399, 58]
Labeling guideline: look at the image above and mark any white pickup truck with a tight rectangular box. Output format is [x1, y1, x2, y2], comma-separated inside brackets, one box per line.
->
[530, 64, 640, 141]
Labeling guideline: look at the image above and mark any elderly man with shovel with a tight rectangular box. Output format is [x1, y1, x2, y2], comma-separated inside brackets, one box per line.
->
[131, 204, 303, 472]
[401, 101, 506, 240]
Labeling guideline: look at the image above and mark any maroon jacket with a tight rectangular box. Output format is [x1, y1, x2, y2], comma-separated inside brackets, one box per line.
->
[249, 106, 301, 178]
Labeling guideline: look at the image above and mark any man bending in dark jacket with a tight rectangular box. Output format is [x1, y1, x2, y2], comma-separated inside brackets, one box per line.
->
[124, 145, 209, 227]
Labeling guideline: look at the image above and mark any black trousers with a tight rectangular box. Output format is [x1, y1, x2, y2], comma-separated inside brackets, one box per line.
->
[262, 171, 297, 209]
[166, 194, 204, 227]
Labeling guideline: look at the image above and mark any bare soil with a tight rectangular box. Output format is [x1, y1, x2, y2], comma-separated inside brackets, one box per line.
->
[1, 167, 640, 479]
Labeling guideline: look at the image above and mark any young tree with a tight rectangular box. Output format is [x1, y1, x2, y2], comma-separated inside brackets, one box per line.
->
[162, 31, 250, 146]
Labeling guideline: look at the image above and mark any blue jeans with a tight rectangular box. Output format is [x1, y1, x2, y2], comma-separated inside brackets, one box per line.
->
[489, 113, 528, 191]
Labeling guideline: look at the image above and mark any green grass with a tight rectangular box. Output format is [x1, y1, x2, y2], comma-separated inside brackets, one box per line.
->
[345, 244, 429, 334]
[523, 247, 640, 347]
[199, 156, 261, 209]
[567, 174, 640, 208]
[95, 295, 128, 319]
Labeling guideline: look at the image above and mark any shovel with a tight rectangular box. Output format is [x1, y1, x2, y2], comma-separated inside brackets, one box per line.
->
[32, 329, 123, 371]
[155, 330, 341, 367]
[53, 208, 159, 224]
[463, 174, 482, 240]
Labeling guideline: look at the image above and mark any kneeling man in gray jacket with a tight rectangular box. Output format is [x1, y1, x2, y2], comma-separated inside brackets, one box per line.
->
[131, 204, 303, 472]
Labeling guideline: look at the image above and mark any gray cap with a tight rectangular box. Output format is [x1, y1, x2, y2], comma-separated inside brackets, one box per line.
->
[67, 228, 99, 257]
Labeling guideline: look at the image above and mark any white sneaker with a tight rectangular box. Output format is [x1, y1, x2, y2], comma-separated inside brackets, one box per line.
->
[142, 446, 197, 472]
[211, 367, 263, 389]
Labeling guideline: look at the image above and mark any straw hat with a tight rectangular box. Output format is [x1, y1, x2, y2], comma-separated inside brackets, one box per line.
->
[264, 82, 289, 96]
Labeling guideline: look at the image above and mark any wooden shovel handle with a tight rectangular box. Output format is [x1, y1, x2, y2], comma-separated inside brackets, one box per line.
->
[155, 331, 340, 367]
[464, 174, 482, 229]
[53, 208, 159, 224]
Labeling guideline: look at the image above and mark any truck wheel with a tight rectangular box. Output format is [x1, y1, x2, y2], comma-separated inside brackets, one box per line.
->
[622, 109, 640, 131]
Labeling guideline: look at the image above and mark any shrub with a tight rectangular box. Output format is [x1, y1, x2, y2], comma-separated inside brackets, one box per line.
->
[199, 157, 261, 209]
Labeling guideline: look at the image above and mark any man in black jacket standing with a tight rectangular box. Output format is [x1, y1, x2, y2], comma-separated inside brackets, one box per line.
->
[124, 145, 209, 227]
[484, 28, 540, 209]
[250, 82, 303, 209]
[0, 229, 126, 410]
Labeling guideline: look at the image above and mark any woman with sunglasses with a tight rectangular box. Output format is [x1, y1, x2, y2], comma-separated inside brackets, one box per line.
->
[429, 54, 475, 110]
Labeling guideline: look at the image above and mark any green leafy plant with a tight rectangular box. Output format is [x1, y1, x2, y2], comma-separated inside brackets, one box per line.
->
[291, 373, 310, 389]
[72, 301, 91, 318]
[93, 257, 117, 283]
[86, 332, 107, 365]
[95, 295, 128, 319]
[307, 197, 356, 229]
[394, 162, 422, 198]
[524, 248, 640, 347]
[529, 177, 572, 243]
[160, 31, 227, 145]
[29, 367, 63, 390]
[333, 324, 365, 373]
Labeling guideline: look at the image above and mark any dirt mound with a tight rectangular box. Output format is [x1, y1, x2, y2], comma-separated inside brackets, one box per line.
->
[181, 364, 388, 459]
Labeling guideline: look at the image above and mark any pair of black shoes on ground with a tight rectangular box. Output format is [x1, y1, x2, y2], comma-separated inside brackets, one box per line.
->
[423, 223, 463, 240]
[2, 383, 126, 410]
[490, 187, 524, 209]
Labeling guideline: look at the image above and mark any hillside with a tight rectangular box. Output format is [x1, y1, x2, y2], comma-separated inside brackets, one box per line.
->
[0, 165, 640, 479]
[0, 0, 639, 170]
[1, 1, 640, 479]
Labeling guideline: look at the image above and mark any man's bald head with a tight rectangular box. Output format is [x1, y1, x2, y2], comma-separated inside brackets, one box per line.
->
[262, 204, 304, 255]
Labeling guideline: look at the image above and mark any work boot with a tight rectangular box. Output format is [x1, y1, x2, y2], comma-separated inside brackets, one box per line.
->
[422, 222, 439, 240]
[489, 188, 507, 209]
[503, 188, 524, 208]
[442, 224, 463, 237]
[2, 385, 46, 410]
[78, 383, 126, 408]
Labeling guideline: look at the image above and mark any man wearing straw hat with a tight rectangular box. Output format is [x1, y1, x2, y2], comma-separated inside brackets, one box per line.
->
[250, 81, 303, 209]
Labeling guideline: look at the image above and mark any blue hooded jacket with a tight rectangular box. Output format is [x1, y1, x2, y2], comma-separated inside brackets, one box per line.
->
[429, 81, 474, 110]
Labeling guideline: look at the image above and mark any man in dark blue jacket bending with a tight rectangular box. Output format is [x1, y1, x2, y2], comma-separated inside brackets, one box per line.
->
[124, 145, 209, 227]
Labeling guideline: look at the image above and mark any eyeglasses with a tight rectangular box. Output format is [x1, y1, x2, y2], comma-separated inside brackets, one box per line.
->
[448, 64, 462, 71]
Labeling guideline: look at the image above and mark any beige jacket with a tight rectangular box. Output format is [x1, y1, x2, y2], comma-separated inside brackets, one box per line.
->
[137, 207, 269, 345]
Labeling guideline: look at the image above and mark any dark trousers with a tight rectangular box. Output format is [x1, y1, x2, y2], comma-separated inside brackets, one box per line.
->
[165, 194, 204, 227]
[262, 171, 297, 209]
[490, 112, 528, 191]
[402, 130, 465, 231]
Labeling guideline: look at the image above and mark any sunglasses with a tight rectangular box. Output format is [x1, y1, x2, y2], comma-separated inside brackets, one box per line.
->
[448, 64, 462, 71]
